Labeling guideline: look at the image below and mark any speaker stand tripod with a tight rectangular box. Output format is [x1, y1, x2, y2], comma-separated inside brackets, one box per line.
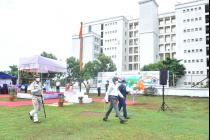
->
[159, 85, 171, 111]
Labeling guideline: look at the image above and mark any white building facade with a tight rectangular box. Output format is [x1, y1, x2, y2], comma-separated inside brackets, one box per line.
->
[159, 12, 176, 60]
[175, 0, 209, 87]
[72, 32, 101, 64]
[72, 0, 209, 87]
[82, 16, 129, 73]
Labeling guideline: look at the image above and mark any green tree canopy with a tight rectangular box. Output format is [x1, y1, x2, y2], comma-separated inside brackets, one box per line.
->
[66, 53, 117, 84]
[41, 51, 57, 60]
[8, 65, 18, 77]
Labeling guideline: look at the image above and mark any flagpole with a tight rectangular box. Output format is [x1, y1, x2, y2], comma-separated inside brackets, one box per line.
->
[79, 22, 83, 92]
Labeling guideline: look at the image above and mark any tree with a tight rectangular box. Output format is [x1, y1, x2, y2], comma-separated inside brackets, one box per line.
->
[41, 51, 57, 60]
[141, 58, 186, 86]
[8, 65, 18, 77]
[40, 51, 59, 80]
[97, 53, 117, 72]
[66, 57, 80, 84]
[66, 53, 117, 85]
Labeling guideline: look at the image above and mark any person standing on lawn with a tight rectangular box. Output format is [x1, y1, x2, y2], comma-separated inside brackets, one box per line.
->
[103, 77, 127, 124]
[105, 80, 109, 93]
[28, 74, 43, 123]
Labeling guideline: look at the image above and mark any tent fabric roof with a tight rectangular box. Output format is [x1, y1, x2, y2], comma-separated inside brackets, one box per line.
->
[19, 55, 67, 73]
[0, 72, 14, 79]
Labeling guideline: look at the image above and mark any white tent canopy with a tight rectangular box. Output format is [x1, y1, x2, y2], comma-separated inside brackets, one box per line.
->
[19, 55, 67, 73]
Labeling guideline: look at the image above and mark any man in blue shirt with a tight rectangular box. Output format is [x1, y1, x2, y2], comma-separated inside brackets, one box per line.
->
[118, 79, 129, 119]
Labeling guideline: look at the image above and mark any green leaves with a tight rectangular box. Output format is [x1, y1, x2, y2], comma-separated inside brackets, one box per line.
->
[66, 53, 117, 84]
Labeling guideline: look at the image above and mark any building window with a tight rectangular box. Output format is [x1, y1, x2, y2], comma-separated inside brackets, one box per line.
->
[101, 40, 103, 46]
[206, 25, 209, 34]
[206, 15, 209, 23]
[206, 36, 209, 45]
[88, 25, 92, 33]
[134, 47, 138, 53]
[129, 64, 132, 71]
[101, 24, 104, 30]
[134, 55, 138, 62]
[129, 48, 133, 54]
[205, 4, 209, 13]
[129, 23, 133, 30]
[101, 32, 103, 38]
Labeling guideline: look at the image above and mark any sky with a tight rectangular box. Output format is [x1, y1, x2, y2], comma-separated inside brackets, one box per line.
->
[0, 0, 192, 71]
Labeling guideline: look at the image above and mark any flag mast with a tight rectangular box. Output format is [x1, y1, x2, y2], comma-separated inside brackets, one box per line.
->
[79, 22, 83, 92]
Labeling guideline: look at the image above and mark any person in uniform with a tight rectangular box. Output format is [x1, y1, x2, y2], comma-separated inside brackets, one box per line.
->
[28, 74, 43, 123]
[103, 77, 127, 124]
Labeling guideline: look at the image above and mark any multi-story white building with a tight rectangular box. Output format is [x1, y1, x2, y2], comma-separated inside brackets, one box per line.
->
[72, 32, 101, 64]
[72, 0, 209, 87]
[82, 16, 129, 73]
[159, 12, 176, 60]
[175, 0, 209, 87]
[127, 19, 140, 71]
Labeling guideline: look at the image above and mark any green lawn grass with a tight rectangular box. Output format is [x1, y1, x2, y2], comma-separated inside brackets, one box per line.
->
[0, 95, 209, 140]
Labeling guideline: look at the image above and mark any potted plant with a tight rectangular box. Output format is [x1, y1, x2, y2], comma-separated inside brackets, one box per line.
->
[58, 93, 65, 107]
[78, 96, 83, 104]
[9, 86, 16, 101]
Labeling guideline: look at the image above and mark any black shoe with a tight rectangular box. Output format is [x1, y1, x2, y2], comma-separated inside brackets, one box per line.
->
[28, 113, 33, 121]
[103, 118, 107, 122]
[124, 117, 130, 119]
[120, 119, 128, 124]
[115, 115, 118, 117]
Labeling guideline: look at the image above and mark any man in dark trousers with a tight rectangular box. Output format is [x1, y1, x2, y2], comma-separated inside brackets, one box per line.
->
[103, 77, 127, 124]
[118, 79, 129, 119]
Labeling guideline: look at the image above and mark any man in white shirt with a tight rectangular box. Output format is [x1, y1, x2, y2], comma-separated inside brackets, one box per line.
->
[103, 77, 127, 124]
